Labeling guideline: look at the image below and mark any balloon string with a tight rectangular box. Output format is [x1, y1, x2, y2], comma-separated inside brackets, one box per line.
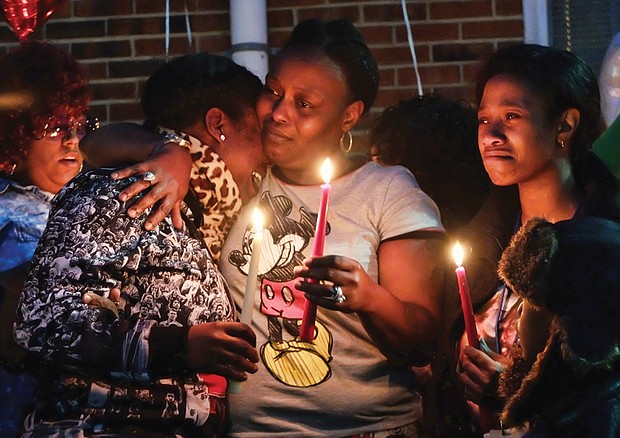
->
[401, 0, 423, 96]
[184, 2, 192, 48]
[165, 0, 170, 60]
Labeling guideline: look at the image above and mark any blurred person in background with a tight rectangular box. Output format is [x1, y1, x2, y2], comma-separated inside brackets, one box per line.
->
[369, 94, 491, 232]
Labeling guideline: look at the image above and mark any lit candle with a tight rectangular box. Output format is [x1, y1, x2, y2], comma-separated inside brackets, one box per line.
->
[300, 158, 332, 342]
[453, 244, 497, 430]
[240, 208, 264, 325]
[230, 208, 264, 394]
[453, 242, 480, 349]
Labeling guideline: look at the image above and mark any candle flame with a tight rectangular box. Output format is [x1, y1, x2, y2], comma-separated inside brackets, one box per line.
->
[252, 208, 264, 231]
[321, 158, 332, 184]
[453, 242, 464, 267]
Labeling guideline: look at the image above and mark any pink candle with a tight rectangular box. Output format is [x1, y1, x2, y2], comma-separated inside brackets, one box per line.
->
[300, 158, 332, 342]
[453, 242, 480, 349]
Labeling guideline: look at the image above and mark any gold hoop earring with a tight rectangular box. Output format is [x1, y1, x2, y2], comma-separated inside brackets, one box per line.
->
[339, 131, 353, 153]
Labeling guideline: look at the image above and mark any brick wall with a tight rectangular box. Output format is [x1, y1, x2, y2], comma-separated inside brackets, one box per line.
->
[0, 0, 524, 145]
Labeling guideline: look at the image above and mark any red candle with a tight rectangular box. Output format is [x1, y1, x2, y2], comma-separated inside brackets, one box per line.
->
[453, 249, 497, 431]
[300, 158, 332, 342]
[453, 242, 480, 349]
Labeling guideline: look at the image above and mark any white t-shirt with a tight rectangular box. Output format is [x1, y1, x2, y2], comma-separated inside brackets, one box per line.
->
[219, 162, 443, 437]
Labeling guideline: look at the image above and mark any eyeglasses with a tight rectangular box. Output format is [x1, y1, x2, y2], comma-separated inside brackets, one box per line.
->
[31, 116, 100, 141]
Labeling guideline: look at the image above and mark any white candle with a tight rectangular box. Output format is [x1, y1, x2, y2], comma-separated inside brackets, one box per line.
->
[240, 207, 264, 325]
[230, 208, 264, 395]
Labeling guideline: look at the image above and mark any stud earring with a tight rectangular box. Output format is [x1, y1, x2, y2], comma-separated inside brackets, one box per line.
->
[220, 134, 226, 142]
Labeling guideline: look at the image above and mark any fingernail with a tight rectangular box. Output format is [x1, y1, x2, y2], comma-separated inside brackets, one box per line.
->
[83, 293, 91, 303]
[144, 222, 153, 230]
[128, 209, 138, 217]
[111, 172, 119, 179]
[119, 193, 127, 201]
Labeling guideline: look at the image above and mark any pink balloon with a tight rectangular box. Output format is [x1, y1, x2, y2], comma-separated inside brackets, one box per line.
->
[2, 0, 38, 41]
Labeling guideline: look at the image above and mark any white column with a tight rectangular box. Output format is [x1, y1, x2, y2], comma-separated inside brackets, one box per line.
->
[522, 0, 549, 46]
[230, 0, 269, 82]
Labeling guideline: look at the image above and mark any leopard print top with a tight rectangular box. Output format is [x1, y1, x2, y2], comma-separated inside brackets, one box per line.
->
[158, 128, 242, 262]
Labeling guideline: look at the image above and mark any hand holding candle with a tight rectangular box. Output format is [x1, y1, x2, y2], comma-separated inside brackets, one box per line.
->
[453, 242, 480, 349]
[454, 243, 498, 431]
[299, 158, 331, 342]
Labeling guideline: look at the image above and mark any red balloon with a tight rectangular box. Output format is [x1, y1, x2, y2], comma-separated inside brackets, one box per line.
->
[1, 0, 64, 41]
[2, 0, 38, 41]
[38, 0, 63, 21]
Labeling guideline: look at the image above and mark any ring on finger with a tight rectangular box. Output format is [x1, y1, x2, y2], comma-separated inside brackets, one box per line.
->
[142, 171, 156, 183]
[329, 285, 346, 304]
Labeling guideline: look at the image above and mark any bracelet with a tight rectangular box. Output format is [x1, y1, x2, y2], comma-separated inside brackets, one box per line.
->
[162, 132, 192, 150]
[149, 133, 192, 157]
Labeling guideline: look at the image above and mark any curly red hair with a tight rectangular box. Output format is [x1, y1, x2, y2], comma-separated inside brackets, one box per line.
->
[0, 41, 89, 173]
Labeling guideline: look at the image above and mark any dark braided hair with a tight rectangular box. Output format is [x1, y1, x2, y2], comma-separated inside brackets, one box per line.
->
[277, 18, 379, 114]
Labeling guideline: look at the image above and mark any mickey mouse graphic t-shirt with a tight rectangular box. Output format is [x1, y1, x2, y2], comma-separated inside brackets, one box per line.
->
[219, 162, 443, 437]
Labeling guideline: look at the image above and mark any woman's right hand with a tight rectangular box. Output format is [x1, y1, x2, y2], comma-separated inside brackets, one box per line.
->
[83, 288, 121, 317]
[458, 345, 507, 405]
[187, 321, 259, 382]
[111, 143, 192, 230]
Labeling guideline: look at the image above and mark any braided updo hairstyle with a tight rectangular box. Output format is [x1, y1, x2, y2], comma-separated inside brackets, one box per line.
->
[277, 18, 379, 115]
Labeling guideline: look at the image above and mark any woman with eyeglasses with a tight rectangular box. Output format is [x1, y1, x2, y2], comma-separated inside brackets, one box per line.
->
[0, 41, 90, 436]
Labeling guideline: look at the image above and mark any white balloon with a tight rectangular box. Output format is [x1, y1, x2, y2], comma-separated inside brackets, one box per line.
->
[599, 32, 620, 126]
